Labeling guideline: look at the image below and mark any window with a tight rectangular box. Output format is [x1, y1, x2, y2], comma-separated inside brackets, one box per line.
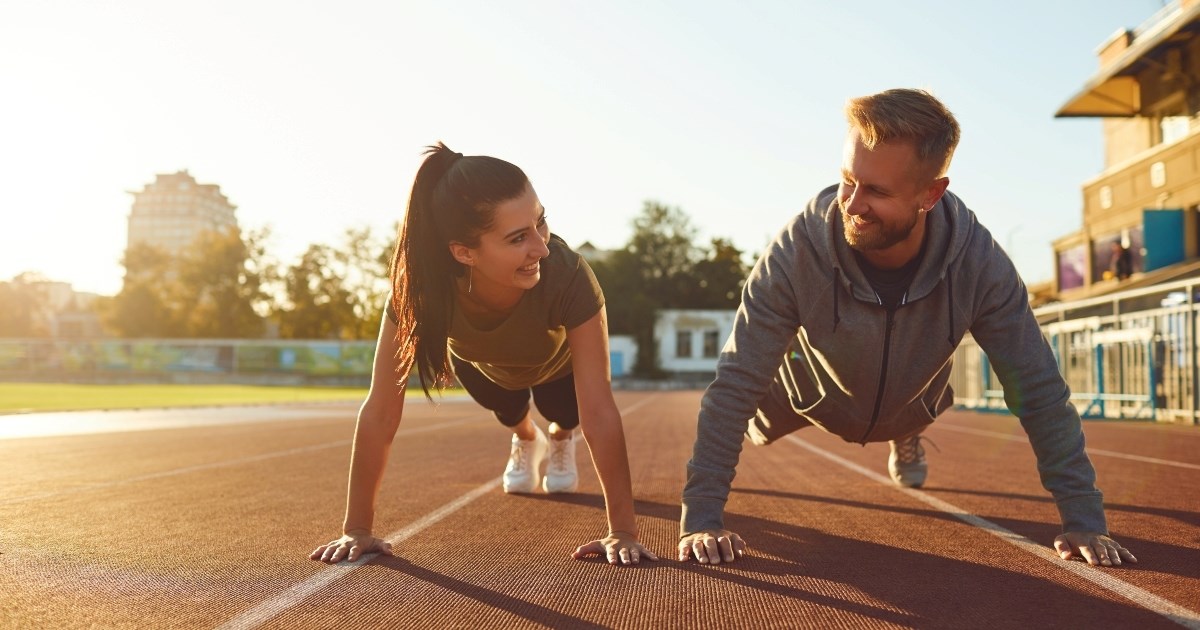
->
[1058, 245, 1087, 291]
[1147, 91, 1188, 146]
[1161, 116, 1190, 144]
[1092, 232, 1124, 282]
[675, 331, 692, 358]
[703, 330, 720, 358]
[1151, 161, 1167, 188]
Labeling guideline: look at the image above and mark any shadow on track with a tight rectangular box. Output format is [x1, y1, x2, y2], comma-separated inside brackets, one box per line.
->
[373, 557, 608, 630]
[921, 487, 1200, 580]
[923, 487, 1200, 529]
[507, 492, 1178, 628]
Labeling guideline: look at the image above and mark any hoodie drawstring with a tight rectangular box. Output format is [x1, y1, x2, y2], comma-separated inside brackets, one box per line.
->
[832, 267, 841, 333]
[946, 273, 955, 346]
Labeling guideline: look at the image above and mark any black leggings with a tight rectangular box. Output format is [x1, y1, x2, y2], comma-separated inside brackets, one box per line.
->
[451, 356, 580, 430]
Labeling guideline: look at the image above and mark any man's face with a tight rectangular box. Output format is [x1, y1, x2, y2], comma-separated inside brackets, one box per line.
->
[837, 130, 931, 254]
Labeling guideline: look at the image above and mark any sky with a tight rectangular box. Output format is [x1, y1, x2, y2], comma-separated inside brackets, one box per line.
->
[0, 0, 1174, 296]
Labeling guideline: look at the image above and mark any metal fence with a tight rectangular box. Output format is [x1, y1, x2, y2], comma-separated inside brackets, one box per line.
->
[0, 338, 377, 386]
[952, 276, 1200, 424]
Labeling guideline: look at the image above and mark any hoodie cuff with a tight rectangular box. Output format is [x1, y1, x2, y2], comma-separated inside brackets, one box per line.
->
[680, 497, 727, 537]
[1056, 493, 1107, 534]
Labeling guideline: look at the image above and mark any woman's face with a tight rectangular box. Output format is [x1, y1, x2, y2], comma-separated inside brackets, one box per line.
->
[457, 183, 550, 294]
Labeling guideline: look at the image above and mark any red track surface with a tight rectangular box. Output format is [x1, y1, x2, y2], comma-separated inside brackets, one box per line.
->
[1, 391, 1197, 629]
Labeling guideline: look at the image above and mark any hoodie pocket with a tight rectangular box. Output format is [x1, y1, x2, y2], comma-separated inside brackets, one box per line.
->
[869, 398, 935, 442]
[870, 385, 951, 442]
[797, 393, 867, 441]
[782, 347, 869, 442]
[749, 349, 862, 444]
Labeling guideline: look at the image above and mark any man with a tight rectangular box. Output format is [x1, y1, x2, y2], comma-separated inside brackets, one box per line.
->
[679, 88, 1136, 568]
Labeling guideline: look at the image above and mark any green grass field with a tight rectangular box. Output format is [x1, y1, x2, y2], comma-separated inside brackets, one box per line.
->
[0, 383, 469, 414]
[0, 383, 370, 414]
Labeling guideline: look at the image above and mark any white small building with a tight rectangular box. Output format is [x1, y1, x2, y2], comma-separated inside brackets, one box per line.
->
[654, 309, 737, 375]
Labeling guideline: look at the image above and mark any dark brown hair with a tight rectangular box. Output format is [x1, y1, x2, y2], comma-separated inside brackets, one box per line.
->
[390, 142, 529, 398]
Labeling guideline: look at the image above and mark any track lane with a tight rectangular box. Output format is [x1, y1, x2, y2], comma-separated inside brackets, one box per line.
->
[0, 393, 1196, 629]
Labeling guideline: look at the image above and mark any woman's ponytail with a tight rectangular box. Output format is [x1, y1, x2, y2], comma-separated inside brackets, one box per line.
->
[389, 142, 530, 399]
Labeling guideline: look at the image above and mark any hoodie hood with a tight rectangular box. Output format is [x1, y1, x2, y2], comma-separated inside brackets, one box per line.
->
[808, 184, 976, 306]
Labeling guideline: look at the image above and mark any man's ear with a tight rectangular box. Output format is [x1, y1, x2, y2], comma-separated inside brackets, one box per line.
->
[448, 242, 474, 266]
[921, 176, 950, 212]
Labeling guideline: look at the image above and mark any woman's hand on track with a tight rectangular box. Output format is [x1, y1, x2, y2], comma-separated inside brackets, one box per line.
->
[572, 531, 659, 566]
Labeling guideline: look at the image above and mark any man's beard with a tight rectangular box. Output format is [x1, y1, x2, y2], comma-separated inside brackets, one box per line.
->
[840, 206, 920, 252]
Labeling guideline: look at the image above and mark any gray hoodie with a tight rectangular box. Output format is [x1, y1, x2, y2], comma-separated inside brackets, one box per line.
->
[681, 185, 1105, 536]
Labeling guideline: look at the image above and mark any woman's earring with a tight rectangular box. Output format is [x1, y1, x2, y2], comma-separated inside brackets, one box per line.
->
[468, 267, 473, 293]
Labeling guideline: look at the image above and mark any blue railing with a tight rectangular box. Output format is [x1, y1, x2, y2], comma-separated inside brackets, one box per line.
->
[952, 276, 1200, 423]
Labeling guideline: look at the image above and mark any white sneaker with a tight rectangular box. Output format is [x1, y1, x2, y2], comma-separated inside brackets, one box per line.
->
[503, 429, 548, 494]
[888, 435, 935, 488]
[542, 433, 579, 493]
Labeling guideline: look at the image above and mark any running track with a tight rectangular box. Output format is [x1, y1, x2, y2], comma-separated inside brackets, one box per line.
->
[1, 391, 1198, 629]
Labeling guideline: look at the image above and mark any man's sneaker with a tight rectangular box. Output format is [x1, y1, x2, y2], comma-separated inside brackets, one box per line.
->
[542, 433, 579, 493]
[503, 429, 548, 494]
[888, 435, 936, 488]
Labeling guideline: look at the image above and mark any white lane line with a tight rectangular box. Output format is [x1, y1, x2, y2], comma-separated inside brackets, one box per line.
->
[931, 424, 1200, 471]
[215, 477, 503, 630]
[0, 406, 356, 440]
[615, 394, 658, 418]
[0, 417, 488, 506]
[0, 398, 478, 440]
[215, 395, 660, 630]
[785, 435, 1200, 630]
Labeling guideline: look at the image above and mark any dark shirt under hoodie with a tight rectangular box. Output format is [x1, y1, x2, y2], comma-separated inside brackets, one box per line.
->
[854, 237, 926, 310]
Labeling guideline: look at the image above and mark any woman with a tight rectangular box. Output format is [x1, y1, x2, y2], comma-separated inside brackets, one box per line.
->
[310, 143, 656, 566]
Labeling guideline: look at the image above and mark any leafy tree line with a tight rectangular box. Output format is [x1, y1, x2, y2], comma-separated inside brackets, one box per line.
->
[100, 225, 394, 340]
[590, 201, 751, 376]
[1, 202, 751, 350]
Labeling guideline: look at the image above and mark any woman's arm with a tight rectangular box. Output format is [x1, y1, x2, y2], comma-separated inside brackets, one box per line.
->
[310, 309, 407, 563]
[565, 306, 658, 565]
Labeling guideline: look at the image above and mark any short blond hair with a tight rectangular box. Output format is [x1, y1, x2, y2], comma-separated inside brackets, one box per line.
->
[845, 88, 961, 179]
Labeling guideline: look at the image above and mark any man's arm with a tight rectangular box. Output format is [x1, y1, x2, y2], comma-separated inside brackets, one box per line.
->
[968, 247, 1136, 566]
[968, 252, 1103, 531]
[680, 219, 811, 560]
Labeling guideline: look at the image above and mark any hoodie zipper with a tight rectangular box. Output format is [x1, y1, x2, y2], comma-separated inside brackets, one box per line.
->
[860, 305, 897, 444]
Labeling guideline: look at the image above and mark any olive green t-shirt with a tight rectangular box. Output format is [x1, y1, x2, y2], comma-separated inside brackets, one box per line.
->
[388, 234, 604, 390]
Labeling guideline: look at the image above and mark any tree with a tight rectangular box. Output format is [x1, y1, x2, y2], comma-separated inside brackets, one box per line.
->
[0, 274, 49, 337]
[590, 203, 752, 377]
[333, 226, 392, 339]
[277, 243, 357, 339]
[275, 226, 392, 340]
[177, 226, 271, 338]
[105, 228, 275, 339]
[592, 201, 703, 377]
[104, 244, 185, 338]
[628, 201, 701, 287]
[592, 250, 659, 372]
[681, 238, 750, 309]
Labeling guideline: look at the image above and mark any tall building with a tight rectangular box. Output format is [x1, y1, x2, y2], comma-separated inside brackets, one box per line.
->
[126, 170, 238, 254]
[1053, 0, 1200, 299]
